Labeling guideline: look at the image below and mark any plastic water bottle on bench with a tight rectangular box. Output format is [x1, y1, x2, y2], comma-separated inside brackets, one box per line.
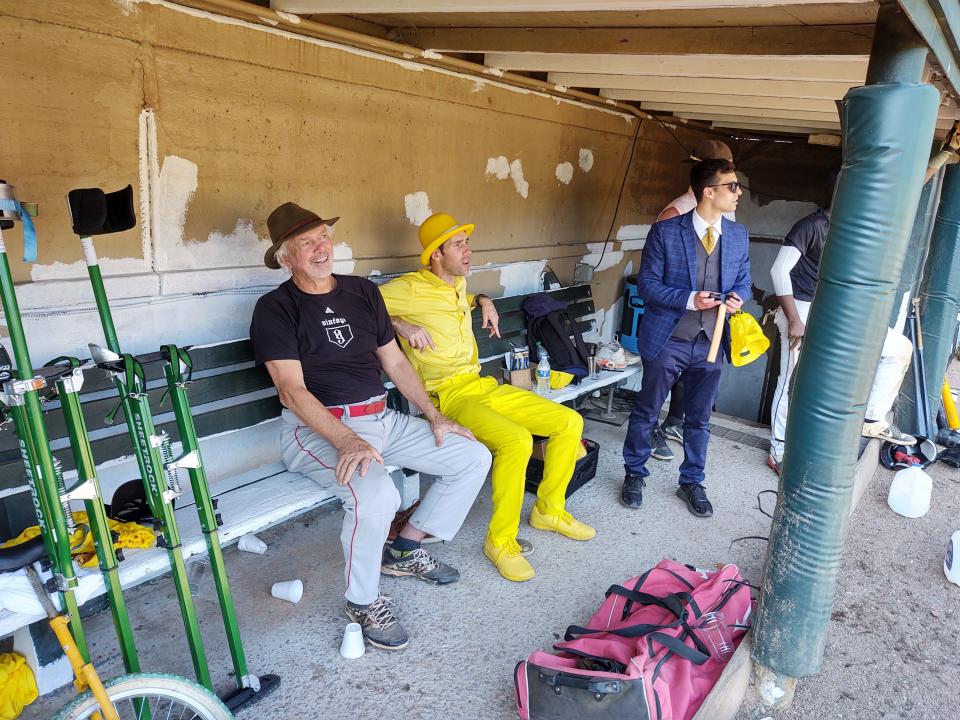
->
[536, 343, 551, 396]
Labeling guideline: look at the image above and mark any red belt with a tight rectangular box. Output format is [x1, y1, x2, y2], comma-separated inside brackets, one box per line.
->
[328, 398, 386, 419]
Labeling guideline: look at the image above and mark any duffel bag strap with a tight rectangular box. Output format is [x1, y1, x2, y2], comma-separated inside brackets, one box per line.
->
[645, 632, 710, 665]
[563, 617, 682, 642]
[605, 586, 687, 618]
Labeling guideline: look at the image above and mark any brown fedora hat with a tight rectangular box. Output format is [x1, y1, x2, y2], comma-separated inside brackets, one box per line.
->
[264, 202, 340, 269]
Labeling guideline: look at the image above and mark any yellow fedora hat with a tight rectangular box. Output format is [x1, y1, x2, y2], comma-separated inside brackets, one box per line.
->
[418, 212, 474, 266]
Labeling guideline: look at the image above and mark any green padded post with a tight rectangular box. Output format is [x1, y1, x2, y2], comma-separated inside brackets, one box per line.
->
[917, 164, 960, 423]
[752, 82, 940, 682]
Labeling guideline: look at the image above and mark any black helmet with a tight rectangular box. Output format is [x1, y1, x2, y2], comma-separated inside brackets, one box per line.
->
[879, 441, 934, 470]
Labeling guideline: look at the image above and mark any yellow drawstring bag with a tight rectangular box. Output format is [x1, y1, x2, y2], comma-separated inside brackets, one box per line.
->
[728, 310, 770, 367]
[0, 653, 38, 720]
[549, 370, 575, 390]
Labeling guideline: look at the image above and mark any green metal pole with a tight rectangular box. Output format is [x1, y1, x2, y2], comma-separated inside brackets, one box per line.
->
[864, 1, 929, 84]
[56, 369, 140, 673]
[162, 346, 254, 691]
[79, 236, 212, 689]
[0, 227, 88, 659]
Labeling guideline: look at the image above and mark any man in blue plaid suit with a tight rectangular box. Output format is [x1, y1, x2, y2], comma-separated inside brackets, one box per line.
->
[621, 159, 752, 517]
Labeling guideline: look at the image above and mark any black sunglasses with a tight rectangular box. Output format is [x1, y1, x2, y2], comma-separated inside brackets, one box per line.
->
[708, 181, 741, 193]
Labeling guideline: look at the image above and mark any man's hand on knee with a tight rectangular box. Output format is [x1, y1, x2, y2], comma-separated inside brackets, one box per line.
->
[334, 434, 384, 485]
[428, 412, 476, 446]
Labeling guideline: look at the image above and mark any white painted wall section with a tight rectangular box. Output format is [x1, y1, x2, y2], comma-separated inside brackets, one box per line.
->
[579, 148, 594, 173]
[555, 162, 574, 185]
[404, 191, 433, 226]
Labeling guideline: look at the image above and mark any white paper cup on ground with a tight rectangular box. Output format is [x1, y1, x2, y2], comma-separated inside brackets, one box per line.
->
[271, 579, 303, 604]
[238, 533, 267, 555]
[340, 622, 365, 659]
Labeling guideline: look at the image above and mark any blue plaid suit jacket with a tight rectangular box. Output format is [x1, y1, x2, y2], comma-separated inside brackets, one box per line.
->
[635, 210, 752, 361]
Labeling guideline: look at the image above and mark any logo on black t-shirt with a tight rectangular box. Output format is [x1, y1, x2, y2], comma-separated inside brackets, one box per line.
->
[326, 323, 354, 348]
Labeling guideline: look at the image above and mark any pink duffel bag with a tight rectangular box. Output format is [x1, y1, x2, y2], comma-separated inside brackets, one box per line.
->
[514, 559, 753, 720]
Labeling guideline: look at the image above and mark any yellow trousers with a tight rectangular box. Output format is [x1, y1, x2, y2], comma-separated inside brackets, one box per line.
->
[434, 375, 583, 545]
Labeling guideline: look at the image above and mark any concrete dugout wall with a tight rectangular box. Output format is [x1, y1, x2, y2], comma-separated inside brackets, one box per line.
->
[1, 1, 831, 390]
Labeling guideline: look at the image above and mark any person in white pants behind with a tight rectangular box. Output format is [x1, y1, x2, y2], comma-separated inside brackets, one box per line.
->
[768, 195, 916, 475]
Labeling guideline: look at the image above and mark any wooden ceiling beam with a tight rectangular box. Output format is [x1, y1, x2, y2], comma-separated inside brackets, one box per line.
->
[673, 112, 840, 129]
[549, 73, 856, 100]
[601, 89, 841, 113]
[657, 103, 840, 122]
[485, 52, 868, 82]
[416, 24, 874, 56]
[272, 1, 872, 12]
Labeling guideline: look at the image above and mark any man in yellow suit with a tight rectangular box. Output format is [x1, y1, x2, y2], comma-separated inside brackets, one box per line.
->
[380, 212, 595, 582]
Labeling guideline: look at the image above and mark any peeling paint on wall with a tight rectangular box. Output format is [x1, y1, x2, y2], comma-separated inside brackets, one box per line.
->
[579, 148, 594, 173]
[486, 156, 510, 180]
[404, 191, 433, 226]
[274, 10, 300, 24]
[472, 260, 544, 297]
[555, 162, 574, 185]
[114, 0, 138, 15]
[616, 224, 651, 241]
[581, 242, 624, 273]
[153, 154, 198, 268]
[30, 257, 147, 282]
[510, 159, 529, 199]
[485, 156, 529, 198]
[734, 186, 816, 239]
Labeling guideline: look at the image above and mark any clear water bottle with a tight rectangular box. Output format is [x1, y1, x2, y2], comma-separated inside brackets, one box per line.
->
[536, 344, 551, 396]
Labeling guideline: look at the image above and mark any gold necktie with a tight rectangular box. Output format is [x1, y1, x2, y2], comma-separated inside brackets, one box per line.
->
[702, 226, 717, 256]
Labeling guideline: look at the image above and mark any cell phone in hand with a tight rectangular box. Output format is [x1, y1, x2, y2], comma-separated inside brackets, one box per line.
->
[708, 292, 727, 301]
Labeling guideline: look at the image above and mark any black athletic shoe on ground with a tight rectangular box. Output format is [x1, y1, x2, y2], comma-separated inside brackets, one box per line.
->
[621, 472, 646, 509]
[345, 595, 409, 650]
[661, 421, 683, 444]
[677, 483, 713, 518]
[650, 427, 674, 461]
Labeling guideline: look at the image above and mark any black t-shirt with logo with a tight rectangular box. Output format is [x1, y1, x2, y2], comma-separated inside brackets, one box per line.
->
[250, 275, 395, 406]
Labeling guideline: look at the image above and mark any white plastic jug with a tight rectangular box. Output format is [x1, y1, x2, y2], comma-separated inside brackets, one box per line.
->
[886, 465, 932, 518]
[945, 531, 960, 586]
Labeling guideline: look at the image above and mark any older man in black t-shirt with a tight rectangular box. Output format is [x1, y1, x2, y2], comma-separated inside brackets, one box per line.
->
[251, 202, 491, 651]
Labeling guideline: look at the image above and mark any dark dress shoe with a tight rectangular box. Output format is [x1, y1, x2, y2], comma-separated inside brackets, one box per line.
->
[621, 472, 646, 509]
[677, 483, 713, 518]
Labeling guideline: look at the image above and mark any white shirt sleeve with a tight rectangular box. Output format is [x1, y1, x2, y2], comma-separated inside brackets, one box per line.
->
[770, 245, 802, 296]
[686, 291, 697, 310]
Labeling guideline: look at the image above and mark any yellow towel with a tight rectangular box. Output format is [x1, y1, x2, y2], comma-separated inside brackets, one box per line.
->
[3, 512, 155, 568]
[0, 653, 38, 720]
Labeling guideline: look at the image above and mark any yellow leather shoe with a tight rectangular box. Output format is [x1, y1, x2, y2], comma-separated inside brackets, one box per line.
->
[529, 506, 596, 541]
[483, 537, 536, 582]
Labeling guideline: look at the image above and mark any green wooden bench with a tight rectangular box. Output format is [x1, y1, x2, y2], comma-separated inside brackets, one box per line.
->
[0, 281, 636, 665]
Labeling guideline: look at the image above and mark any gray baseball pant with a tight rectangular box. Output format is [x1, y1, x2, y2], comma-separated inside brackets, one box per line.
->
[280, 406, 491, 605]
